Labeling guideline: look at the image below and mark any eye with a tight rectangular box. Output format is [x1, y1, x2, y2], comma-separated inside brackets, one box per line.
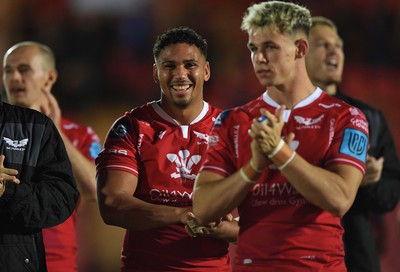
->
[18, 66, 30, 73]
[162, 63, 176, 69]
[185, 62, 197, 69]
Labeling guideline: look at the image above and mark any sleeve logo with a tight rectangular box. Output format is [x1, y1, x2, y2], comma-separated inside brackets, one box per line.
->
[339, 128, 368, 163]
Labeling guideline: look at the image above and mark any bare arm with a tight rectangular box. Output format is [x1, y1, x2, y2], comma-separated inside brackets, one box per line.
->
[58, 130, 97, 202]
[277, 155, 362, 216]
[193, 169, 254, 225]
[253, 107, 363, 216]
[41, 90, 97, 202]
[97, 169, 192, 230]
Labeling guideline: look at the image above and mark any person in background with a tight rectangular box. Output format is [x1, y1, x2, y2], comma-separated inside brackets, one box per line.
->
[193, 1, 369, 271]
[305, 16, 400, 272]
[2, 41, 102, 271]
[0, 72, 78, 271]
[96, 26, 238, 272]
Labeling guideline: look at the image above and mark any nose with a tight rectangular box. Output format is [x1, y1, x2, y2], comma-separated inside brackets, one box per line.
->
[254, 51, 267, 64]
[174, 65, 188, 79]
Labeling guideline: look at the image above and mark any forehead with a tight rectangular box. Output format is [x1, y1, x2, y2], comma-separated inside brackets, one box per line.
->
[248, 27, 291, 45]
[310, 25, 340, 41]
[157, 43, 203, 61]
[4, 46, 42, 66]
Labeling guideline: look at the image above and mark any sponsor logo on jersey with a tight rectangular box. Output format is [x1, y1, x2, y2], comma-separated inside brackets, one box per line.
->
[318, 103, 342, 109]
[294, 115, 324, 129]
[110, 120, 129, 138]
[209, 135, 219, 147]
[149, 188, 193, 203]
[213, 110, 230, 127]
[349, 107, 362, 116]
[193, 131, 209, 144]
[233, 125, 240, 158]
[167, 150, 202, 181]
[339, 128, 367, 162]
[350, 118, 368, 132]
[3, 137, 29, 151]
[107, 148, 128, 156]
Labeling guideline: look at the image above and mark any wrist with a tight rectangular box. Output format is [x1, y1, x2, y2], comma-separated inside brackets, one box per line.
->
[249, 159, 265, 173]
[239, 160, 264, 185]
[269, 142, 296, 171]
[268, 139, 285, 158]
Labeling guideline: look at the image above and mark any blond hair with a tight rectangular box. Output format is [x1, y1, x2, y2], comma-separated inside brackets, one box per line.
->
[241, 1, 311, 36]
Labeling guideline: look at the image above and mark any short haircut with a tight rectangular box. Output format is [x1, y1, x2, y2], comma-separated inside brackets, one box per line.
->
[152, 26, 208, 60]
[311, 16, 338, 32]
[241, 1, 312, 36]
[4, 41, 56, 71]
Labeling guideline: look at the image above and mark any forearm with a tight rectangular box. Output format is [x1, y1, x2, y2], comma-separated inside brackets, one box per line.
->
[193, 167, 254, 225]
[60, 131, 97, 202]
[279, 154, 361, 216]
[99, 194, 190, 231]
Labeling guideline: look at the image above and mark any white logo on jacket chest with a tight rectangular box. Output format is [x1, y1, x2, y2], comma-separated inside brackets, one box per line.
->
[3, 137, 29, 151]
[167, 150, 201, 181]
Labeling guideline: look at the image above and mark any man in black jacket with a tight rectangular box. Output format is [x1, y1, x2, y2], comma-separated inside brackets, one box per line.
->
[306, 16, 400, 272]
[0, 101, 78, 271]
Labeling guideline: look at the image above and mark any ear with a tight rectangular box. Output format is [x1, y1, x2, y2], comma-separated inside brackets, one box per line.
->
[152, 63, 159, 84]
[204, 61, 211, 82]
[45, 69, 58, 88]
[295, 38, 309, 59]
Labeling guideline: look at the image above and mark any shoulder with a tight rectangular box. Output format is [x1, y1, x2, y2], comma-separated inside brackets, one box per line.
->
[334, 92, 381, 115]
[1, 102, 49, 125]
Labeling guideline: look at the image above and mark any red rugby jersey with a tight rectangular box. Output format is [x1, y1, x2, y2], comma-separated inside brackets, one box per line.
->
[202, 88, 368, 272]
[96, 101, 232, 271]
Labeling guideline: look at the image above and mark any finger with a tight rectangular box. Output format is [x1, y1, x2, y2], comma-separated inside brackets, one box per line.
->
[0, 155, 5, 168]
[223, 213, 233, 221]
[283, 132, 295, 144]
[186, 212, 196, 219]
[275, 105, 286, 123]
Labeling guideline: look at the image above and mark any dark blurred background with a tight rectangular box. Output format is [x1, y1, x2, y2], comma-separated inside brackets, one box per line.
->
[1, 0, 399, 271]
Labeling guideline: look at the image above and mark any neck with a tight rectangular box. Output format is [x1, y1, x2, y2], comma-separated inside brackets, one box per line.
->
[324, 84, 337, 96]
[158, 100, 204, 125]
[267, 68, 316, 109]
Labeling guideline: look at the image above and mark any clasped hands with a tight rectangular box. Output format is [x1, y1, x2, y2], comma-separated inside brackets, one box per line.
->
[184, 212, 234, 239]
[248, 105, 294, 170]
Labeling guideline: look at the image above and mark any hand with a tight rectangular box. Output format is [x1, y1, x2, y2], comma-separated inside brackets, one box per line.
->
[40, 89, 62, 129]
[184, 212, 234, 239]
[252, 106, 285, 155]
[248, 106, 295, 170]
[361, 155, 384, 186]
[0, 155, 20, 197]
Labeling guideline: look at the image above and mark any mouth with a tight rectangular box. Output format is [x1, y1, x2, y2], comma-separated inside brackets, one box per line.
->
[10, 87, 25, 96]
[326, 59, 338, 70]
[170, 83, 192, 95]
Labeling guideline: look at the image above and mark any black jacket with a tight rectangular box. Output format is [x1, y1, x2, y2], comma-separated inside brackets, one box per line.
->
[0, 102, 78, 272]
[335, 92, 400, 272]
